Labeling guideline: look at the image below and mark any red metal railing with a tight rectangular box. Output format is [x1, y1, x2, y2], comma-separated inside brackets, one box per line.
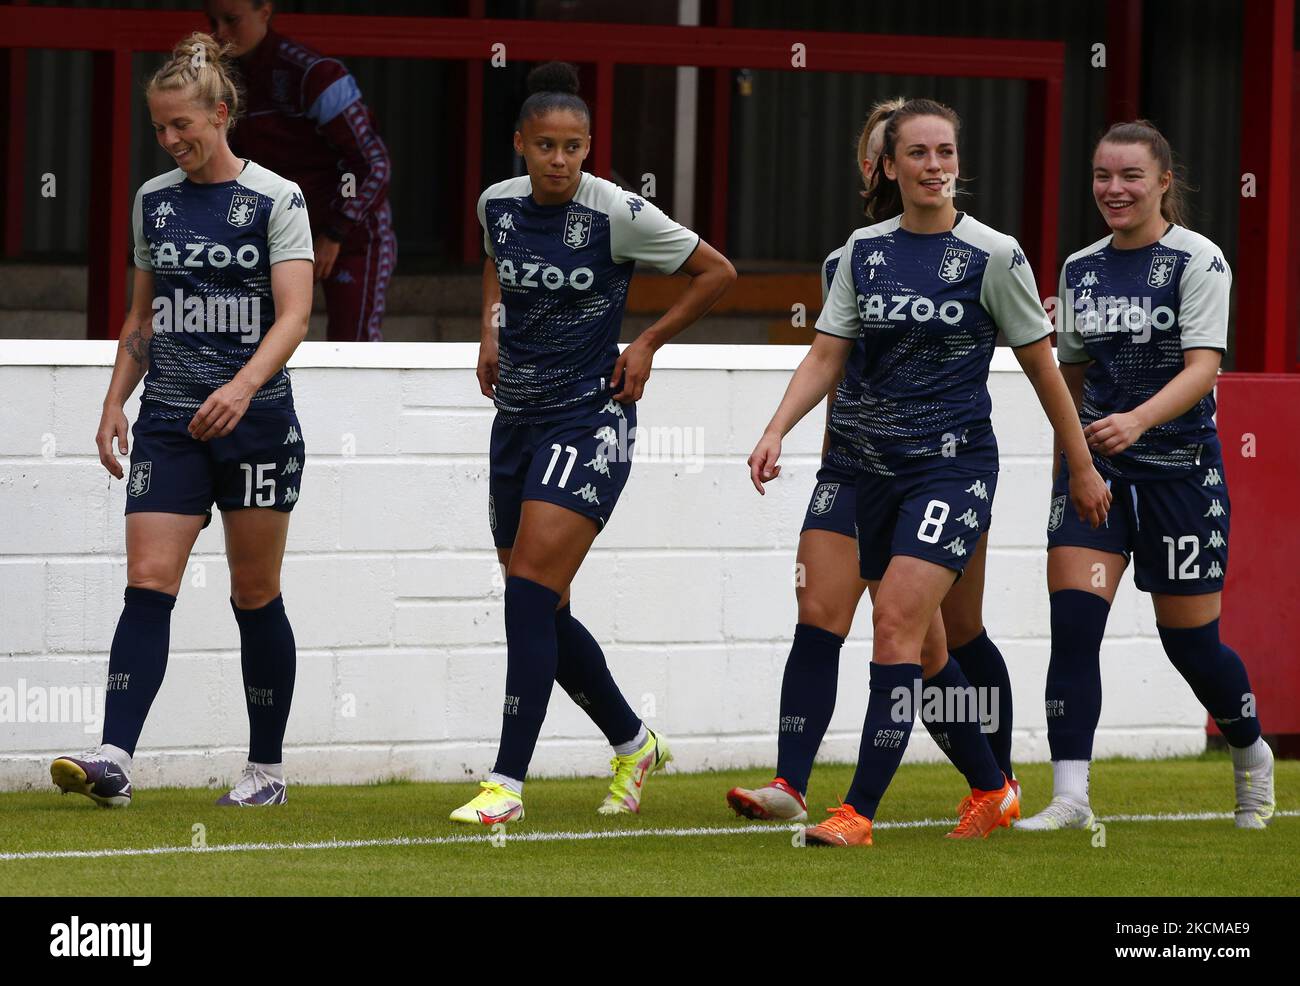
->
[2, 6, 1069, 339]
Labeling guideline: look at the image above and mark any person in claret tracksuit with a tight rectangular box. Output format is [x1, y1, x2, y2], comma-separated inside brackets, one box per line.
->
[208, 0, 396, 341]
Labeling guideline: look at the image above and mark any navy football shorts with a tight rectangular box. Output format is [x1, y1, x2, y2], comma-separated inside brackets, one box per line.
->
[854, 469, 997, 581]
[488, 398, 636, 549]
[124, 403, 306, 528]
[800, 457, 858, 539]
[1046, 454, 1229, 595]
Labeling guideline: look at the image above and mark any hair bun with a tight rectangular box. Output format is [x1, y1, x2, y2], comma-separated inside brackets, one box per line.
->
[526, 61, 581, 96]
[172, 31, 228, 66]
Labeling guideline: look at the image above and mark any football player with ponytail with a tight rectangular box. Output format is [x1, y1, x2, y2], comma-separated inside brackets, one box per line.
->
[1018, 120, 1275, 831]
[451, 62, 735, 826]
[50, 32, 314, 809]
[728, 97, 1024, 824]
[749, 98, 1110, 847]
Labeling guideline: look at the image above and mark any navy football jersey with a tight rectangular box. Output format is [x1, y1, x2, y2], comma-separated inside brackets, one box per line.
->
[132, 161, 314, 415]
[820, 246, 868, 474]
[815, 213, 1051, 476]
[478, 172, 700, 417]
[1056, 225, 1230, 479]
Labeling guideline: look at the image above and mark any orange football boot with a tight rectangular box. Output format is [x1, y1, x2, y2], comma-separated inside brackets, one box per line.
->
[957, 777, 1021, 824]
[947, 778, 1019, 839]
[803, 802, 874, 847]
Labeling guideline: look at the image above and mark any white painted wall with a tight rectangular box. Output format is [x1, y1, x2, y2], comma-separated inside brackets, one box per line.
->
[0, 340, 1204, 792]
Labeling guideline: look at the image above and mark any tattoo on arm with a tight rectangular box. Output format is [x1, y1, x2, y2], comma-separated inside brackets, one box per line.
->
[124, 326, 149, 370]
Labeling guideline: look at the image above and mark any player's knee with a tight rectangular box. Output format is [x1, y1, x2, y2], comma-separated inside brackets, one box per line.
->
[506, 555, 542, 587]
[942, 612, 984, 650]
[126, 561, 182, 596]
[505, 545, 567, 593]
[796, 591, 853, 638]
[229, 574, 281, 610]
[872, 605, 918, 655]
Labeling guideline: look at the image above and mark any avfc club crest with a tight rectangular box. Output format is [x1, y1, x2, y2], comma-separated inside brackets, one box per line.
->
[128, 461, 152, 498]
[810, 482, 840, 516]
[938, 246, 972, 283]
[1047, 494, 1066, 533]
[227, 193, 259, 228]
[563, 209, 593, 250]
[1147, 254, 1177, 289]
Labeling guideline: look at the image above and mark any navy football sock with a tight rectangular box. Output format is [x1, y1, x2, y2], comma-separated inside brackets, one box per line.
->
[1158, 620, 1261, 748]
[554, 604, 641, 748]
[920, 656, 1005, 792]
[493, 576, 561, 782]
[775, 623, 843, 795]
[1045, 590, 1110, 761]
[844, 662, 921, 819]
[949, 628, 1014, 780]
[101, 586, 176, 756]
[231, 595, 297, 764]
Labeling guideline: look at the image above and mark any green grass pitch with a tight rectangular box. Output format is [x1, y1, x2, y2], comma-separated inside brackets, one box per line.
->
[2, 751, 1294, 896]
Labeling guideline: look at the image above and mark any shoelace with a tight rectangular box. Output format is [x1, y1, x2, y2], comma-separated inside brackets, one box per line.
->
[230, 764, 266, 800]
[477, 781, 521, 804]
[606, 755, 634, 793]
[607, 746, 652, 802]
[816, 803, 861, 835]
[951, 793, 1000, 836]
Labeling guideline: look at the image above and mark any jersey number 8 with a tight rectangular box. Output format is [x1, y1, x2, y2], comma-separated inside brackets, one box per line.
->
[917, 499, 950, 544]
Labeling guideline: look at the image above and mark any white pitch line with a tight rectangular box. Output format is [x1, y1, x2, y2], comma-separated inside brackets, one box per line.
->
[1, 809, 1294, 863]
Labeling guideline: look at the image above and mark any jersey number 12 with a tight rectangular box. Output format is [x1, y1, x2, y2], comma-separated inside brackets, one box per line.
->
[1163, 535, 1200, 580]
